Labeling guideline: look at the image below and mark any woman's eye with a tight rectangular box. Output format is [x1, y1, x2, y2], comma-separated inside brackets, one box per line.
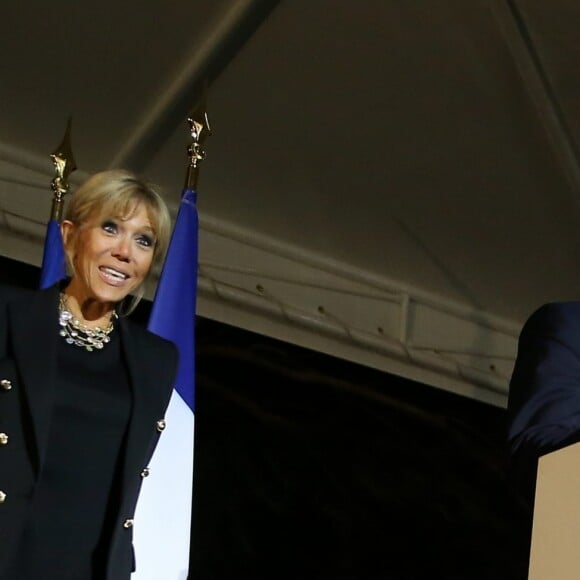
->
[136, 234, 154, 248]
[101, 220, 117, 234]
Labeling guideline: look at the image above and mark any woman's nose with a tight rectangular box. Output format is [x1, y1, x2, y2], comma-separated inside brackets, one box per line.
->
[112, 238, 131, 261]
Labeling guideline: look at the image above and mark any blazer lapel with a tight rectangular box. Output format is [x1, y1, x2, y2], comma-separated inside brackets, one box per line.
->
[9, 284, 60, 471]
[118, 319, 160, 492]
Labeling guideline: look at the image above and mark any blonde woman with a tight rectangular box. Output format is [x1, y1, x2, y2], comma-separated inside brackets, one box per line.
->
[0, 170, 178, 579]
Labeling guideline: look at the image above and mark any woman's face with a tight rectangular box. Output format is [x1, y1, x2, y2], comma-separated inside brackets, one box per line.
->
[62, 203, 156, 306]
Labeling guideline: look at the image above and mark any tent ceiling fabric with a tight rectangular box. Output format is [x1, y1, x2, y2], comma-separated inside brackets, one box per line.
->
[0, 0, 578, 406]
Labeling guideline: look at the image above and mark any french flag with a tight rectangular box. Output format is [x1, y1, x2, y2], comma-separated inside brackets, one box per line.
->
[133, 187, 198, 579]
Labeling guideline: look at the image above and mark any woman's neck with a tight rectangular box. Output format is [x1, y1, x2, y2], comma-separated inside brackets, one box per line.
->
[61, 289, 115, 328]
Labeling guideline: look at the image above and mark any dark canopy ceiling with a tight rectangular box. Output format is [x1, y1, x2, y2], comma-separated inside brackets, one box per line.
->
[1, 0, 579, 405]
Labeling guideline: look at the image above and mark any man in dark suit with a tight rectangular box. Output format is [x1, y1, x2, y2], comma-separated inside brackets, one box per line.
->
[508, 302, 580, 502]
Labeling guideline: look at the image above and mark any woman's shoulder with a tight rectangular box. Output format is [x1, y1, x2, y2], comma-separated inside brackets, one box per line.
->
[122, 317, 178, 359]
[121, 319, 179, 394]
[0, 283, 34, 305]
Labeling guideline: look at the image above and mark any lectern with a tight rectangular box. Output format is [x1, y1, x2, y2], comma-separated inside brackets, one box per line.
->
[529, 441, 580, 578]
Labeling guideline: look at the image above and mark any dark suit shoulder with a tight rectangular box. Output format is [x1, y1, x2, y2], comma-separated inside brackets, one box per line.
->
[520, 301, 580, 346]
[525, 301, 580, 319]
[512, 301, 580, 400]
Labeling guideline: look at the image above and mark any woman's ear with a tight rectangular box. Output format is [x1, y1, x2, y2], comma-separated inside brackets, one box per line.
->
[60, 220, 75, 248]
[60, 221, 77, 275]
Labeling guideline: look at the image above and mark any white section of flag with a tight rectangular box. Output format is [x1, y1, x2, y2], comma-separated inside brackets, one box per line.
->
[132, 390, 194, 580]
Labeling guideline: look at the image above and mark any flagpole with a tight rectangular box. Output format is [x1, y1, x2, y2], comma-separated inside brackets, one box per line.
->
[49, 117, 77, 221]
[184, 98, 211, 190]
[40, 118, 77, 288]
[132, 102, 210, 579]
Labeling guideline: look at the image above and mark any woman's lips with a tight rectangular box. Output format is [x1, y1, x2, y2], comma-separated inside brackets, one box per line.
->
[99, 266, 130, 286]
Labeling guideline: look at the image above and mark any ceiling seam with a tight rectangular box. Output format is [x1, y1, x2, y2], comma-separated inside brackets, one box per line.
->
[109, 0, 282, 173]
[491, 0, 580, 214]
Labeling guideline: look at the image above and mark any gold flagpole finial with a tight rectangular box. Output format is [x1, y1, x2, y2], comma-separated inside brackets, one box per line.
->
[49, 117, 77, 221]
[185, 94, 211, 190]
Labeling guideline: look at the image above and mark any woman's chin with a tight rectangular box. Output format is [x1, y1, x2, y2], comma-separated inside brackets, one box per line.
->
[91, 283, 134, 305]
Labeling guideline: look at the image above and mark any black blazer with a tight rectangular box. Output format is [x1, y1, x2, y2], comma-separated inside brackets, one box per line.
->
[0, 283, 178, 579]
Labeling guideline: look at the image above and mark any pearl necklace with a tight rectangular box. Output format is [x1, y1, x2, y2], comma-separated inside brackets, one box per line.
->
[58, 293, 117, 351]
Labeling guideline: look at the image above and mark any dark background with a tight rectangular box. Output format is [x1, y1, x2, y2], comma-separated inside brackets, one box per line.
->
[0, 255, 531, 579]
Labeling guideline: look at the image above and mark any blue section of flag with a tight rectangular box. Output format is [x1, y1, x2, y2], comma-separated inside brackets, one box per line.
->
[40, 219, 67, 289]
[148, 188, 198, 411]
